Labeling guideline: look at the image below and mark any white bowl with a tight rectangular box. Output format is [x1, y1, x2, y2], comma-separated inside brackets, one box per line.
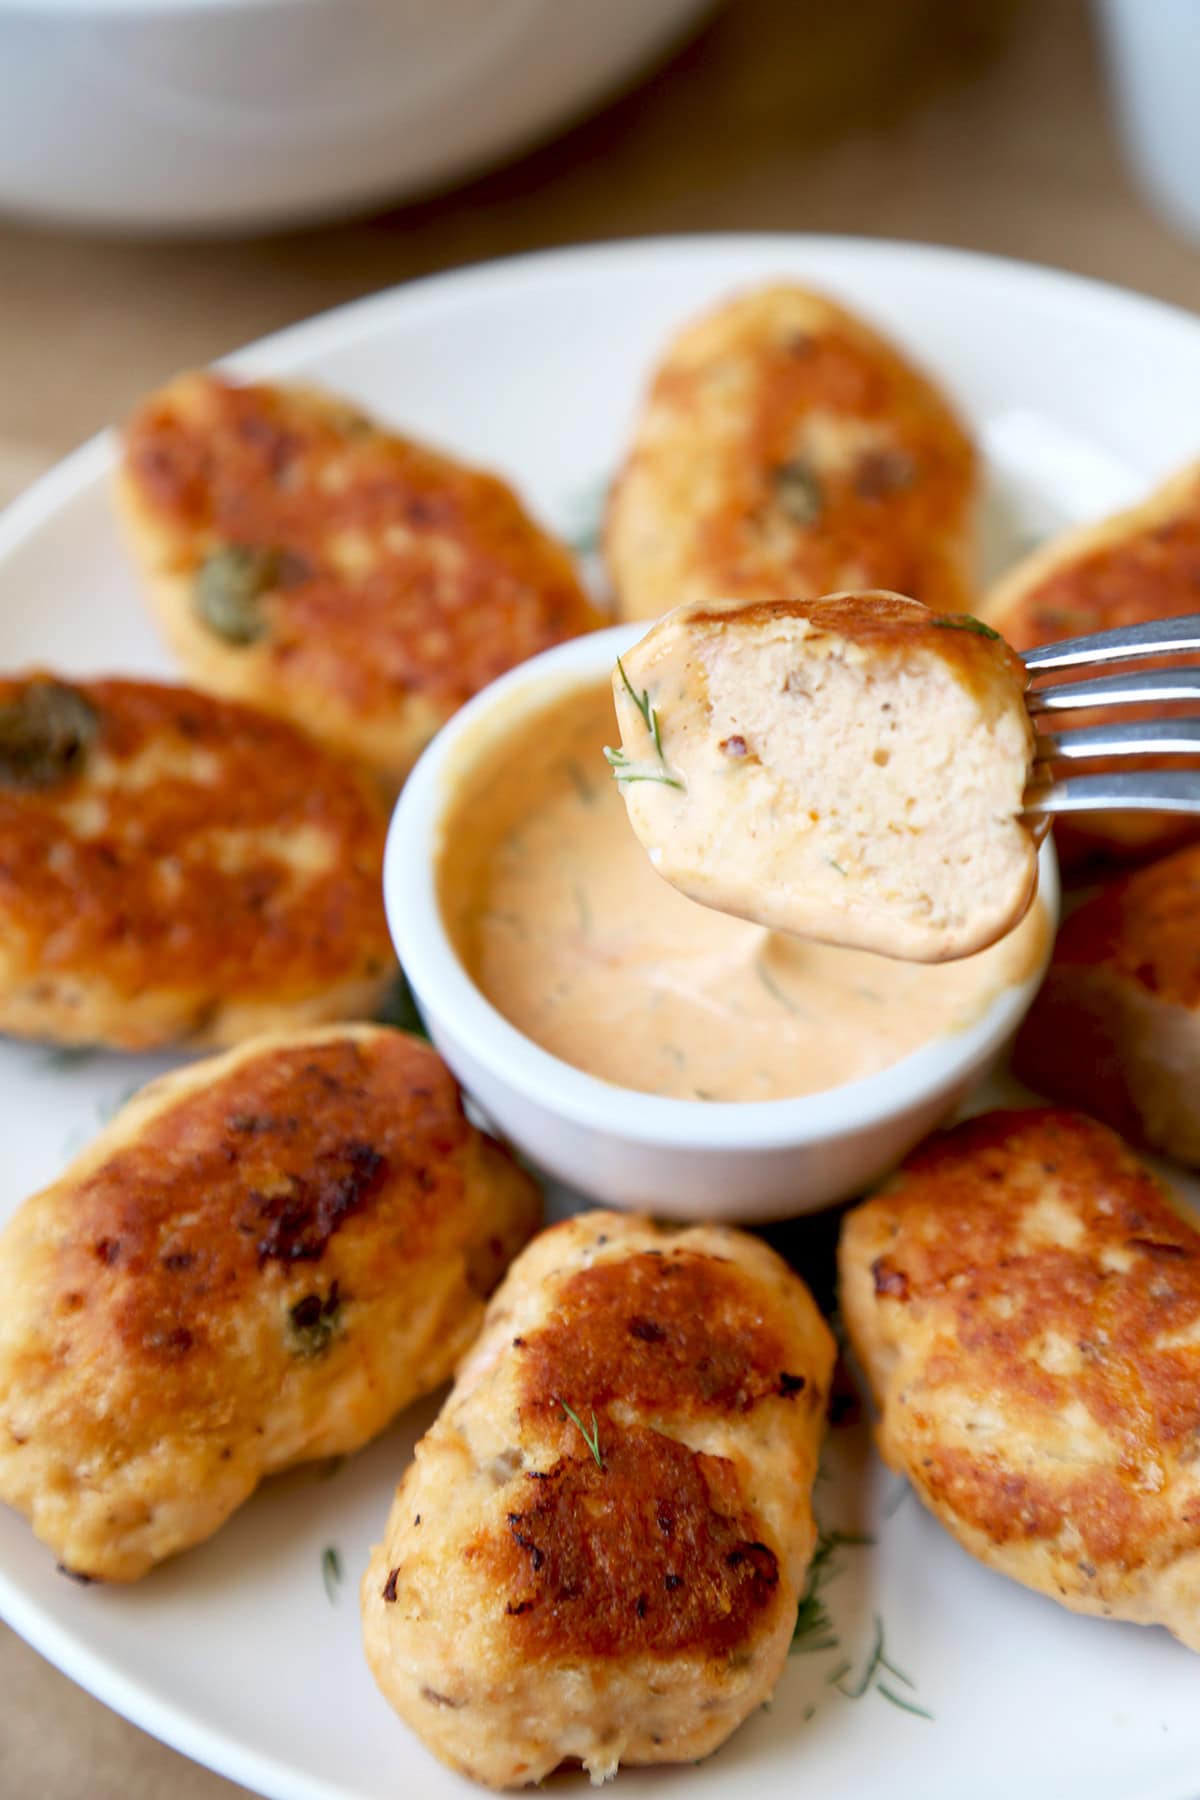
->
[0, 0, 710, 235]
[385, 623, 1060, 1222]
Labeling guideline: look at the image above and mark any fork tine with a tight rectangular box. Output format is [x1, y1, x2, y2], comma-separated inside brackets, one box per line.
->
[1027, 666, 1200, 713]
[1036, 716, 1200, 760]
[1022, 613, 1200, 672]
[1024, 769, 1200, 815]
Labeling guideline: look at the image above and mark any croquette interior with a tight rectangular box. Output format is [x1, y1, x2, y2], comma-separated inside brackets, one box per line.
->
[618, 602, 1038, 962]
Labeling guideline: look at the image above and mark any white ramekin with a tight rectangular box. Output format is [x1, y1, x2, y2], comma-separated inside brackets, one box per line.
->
[384, 624, 1060, 1222]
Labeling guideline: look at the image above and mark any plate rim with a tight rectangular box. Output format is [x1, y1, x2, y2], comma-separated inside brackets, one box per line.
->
[3, 230, 1200, 1800]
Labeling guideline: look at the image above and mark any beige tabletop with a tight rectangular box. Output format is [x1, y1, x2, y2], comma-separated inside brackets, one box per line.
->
[1, 0, 1198, 1794]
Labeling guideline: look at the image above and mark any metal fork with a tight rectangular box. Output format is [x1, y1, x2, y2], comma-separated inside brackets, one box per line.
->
[1021, 613, 1200, 816]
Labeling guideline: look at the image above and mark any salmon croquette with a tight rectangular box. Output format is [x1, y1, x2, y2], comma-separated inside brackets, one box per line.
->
[0, 1025, 540, 1581]
[609, 592, 1039, 962]
[606, 283, 978, 624]
[362, 1212, 835, 1788]
[116, 373, 605, 784]
[840, 1108, 1200, 1650]
[1015, 843, 1200, 1166]
[983, 462, 1200, 867]
[0, 673, 395, 1051]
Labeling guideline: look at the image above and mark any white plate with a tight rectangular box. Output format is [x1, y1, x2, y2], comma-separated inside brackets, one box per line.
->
[1, 236, 1199, 1800]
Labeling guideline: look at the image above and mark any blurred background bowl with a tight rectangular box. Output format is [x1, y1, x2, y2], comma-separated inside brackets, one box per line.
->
[0, 0, 711, 236]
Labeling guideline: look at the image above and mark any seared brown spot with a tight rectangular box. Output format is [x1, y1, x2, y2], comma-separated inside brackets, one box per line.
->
[520, 1249, 795, 1418]
[654, 312, 974, 615]
[474, 1427, 781, 1658]
[686, 592, 1019, 703]
[872, 1257, 910, 1299]
[1023, 845, 1200, 1014]
[123, 375, 601, 715]
[381, 1568, 400, 1603]
[860, 1110, 1200, 1561]
[58, 1036, 472, 1372]
[923, 1446, 1164, 1566]
[420, 1688, 464, 1709]
[1001, 506, 1200, 654]
[0, 675, 391, 999]
[250, 1141, 387, 1265]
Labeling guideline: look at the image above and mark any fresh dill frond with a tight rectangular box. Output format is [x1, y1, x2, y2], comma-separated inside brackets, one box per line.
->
[931, 613, 1001, 641]
[42, 1045, 96, 1074]
[790, 1525, 875, 1655]
[606, 659, 683, 790]
[876, 1682, 933, 1720]
[560, 1400, 604, 1468]
[838, 1614, 884, 1698]
[321, 1545, 343, 1604]
[835, 1614, 932, 1720]
[603, 744, 684, 789]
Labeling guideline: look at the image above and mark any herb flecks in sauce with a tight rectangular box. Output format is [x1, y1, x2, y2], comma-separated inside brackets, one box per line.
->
[436, 681, 1049, 1103]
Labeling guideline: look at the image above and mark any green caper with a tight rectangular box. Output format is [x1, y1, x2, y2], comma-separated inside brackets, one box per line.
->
[0, 680, 99, 789]
[771, 459, 823, 526]
[286, 1284, 342, 1358]
[194, 544, 280, 646]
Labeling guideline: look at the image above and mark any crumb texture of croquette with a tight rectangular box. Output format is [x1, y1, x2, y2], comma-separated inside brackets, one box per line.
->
[1015, 843, 1200, 1165]
[840, 1108, 1200, 1651]
[0, 1025, 540, 1580]
[362, 1211, 834, 1788]
[611, 592, 1038, 962]
[0, 673, 396, 1050]
[117, 372, 605, 784]
[607, 283, 978, 624]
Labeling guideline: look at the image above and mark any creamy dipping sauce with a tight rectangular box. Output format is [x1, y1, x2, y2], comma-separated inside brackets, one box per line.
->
[437, 681, 1050, 1103]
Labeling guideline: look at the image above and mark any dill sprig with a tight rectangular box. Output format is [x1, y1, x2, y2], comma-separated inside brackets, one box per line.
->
[836, 1613, 932, 1720]
[604, 657, 684, 790]
[321, 1544, 343, 1604]
[790, 1525, 874, 1654]
[931, 613, 1001, 641]
[560, 1400, 604, 1468]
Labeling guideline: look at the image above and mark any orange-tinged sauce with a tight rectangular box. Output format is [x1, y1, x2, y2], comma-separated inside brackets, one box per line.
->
[438, 682, 1049, 1102]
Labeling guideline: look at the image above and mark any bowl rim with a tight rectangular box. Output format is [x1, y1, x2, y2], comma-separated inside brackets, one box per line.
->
[384, 622, 1060, 1151]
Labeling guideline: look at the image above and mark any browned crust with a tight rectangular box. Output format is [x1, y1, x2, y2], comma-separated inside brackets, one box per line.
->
[466, 1426, 784, 1659]
[1013, 845, 1200, 1160]
[119, 373, 605, 778]
[1020, 841, 1200, 1011]
[841, 1110, 1200, 1573]
[0, 673, 393, 1042]
[517, 1248, 821, 1422]
[0, 1025, 542, 1579]
[27, 1033, 502, 1406]
[607, 284, 978, 621]
[681, 590, 1025, 706]
[984, 462, 1200, 867]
